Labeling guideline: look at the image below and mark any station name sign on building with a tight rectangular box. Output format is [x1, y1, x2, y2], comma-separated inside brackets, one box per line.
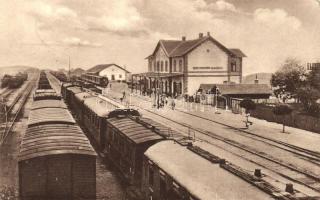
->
[193, 66, 223, 70]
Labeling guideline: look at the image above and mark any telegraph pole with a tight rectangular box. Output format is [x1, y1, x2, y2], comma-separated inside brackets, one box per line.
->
[68, 55, 71, 82]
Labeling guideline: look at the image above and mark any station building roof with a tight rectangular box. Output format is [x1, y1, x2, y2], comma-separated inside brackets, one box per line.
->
[147, 35, 246, 59]
[107, 117, 163, 144]
[145, 141, 273, 200]
[31, 99, 67, 110]
[87, 63, 129, 74]
[19, 124, 96, 161]
[28, 107, 75, 127]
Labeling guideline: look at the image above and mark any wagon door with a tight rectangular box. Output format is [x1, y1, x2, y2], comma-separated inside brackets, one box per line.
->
[47, 155, 72, 198]
[19, 158, 47, 198]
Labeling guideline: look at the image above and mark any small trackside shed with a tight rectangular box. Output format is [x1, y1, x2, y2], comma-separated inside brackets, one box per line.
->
[18, 124, 97, 200]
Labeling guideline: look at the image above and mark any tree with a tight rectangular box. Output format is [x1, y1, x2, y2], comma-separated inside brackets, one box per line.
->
[273, 104, 293, 133]
[307, 67, 320, 91]
[270, 58, 306, 102]
[296, 86, 320, 111]
[296, 67, 320, 116]
[240, 99, 256, 128]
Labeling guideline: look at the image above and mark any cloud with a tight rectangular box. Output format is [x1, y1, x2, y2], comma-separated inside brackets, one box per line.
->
[254, 8, 302, 30]
[194, 0, 237, 12]
[62, 37, 102, 47]
[83, 0, 147, 36]
[215, 0, 237, 12]
[28, 1, 77, 20]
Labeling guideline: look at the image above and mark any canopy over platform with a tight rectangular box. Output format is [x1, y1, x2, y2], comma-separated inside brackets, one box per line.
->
[199, 83, 272, 98]
[132, 72, 183, 78]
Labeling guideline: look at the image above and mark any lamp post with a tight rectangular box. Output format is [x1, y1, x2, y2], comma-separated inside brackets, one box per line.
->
[215, 86, 220, 114]
[211, 85, 220, 114]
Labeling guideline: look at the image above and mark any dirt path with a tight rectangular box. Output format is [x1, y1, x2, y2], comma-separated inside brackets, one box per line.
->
[0, 86, 33, 199]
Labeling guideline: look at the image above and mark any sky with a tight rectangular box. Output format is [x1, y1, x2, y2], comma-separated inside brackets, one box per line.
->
[0, 0, 319, 75]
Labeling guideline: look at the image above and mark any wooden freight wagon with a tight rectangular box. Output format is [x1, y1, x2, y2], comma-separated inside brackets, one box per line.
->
[18, 124, 97, 200]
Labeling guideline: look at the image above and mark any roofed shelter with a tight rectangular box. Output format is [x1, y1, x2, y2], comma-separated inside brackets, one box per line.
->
[199, 83, 272, 111]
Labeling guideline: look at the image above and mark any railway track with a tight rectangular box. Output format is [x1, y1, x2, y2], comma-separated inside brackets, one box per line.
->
[0, 81, 35, 145]
[130, 93, 320, 162]
[136, 93, 320, 158]
[98, 93, 320, 195]
[0, 88, 14, 99]
[137, 106, 320, 194]
[47, 77, 320, 196]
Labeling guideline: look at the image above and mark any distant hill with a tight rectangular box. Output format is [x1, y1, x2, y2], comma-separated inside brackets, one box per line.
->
[242, 73, 272, 85]
[0, 65, 37, 76]
[71, 68, 85, 76]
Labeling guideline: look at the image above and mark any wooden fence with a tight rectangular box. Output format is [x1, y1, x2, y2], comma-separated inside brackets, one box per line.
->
[250, 104, 320, 133]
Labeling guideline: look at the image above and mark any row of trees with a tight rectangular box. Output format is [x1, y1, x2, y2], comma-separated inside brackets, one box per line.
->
[271, 58, 320, 117]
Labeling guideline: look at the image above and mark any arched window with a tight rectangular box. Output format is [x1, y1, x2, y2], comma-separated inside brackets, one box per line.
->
[179, 60, 182, 72]
[160, 61, 164, 72]
[173, 60, 177, 72]
[165, 61, 168, 72]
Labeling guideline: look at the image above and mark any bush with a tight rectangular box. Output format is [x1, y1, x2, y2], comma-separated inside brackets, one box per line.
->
[240, 98, 256, 113]
[273, 104, 293, 115]
[307, 103, 320, 117]
[273, 104, 293, 133]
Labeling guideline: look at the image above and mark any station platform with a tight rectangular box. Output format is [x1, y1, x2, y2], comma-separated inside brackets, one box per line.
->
[106, 88, 320, 154]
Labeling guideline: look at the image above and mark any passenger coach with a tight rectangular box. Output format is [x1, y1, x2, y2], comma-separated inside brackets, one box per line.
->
[81, 73, 108, 87]
[82, 95, 120, 148]
[105, 113, 164, 186]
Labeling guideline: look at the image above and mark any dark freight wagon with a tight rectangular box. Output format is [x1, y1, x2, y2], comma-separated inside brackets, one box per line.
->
[18, 124, 97, 200]
[19, 87, 97, 200]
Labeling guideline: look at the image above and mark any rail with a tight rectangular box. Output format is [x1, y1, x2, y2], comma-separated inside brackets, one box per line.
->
[0, 80, 35, 145]
[101, 93, 320, 195]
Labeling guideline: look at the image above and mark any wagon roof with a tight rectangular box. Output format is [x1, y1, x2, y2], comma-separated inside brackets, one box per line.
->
[107, 117, 163, 144]
[75, 92, 93, 102]
[145, 141, 273, 200]
[31, 99, 67, 110]
[84, 96, 115, 117]
[35, 89, 56, 94]
[62, 82, 73, 87]
[28, 107, 75, 127]
[18, 124, 96, 161]
[66, 86, 83, 94]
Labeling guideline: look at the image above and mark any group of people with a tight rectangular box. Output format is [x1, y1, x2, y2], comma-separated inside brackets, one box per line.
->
[121, 89, 177, 110]
[154, 94, 176, 110]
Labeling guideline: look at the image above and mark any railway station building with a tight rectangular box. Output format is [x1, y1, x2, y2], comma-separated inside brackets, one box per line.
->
[132, 32, 246, 97]
[87, 63, 130, 81]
